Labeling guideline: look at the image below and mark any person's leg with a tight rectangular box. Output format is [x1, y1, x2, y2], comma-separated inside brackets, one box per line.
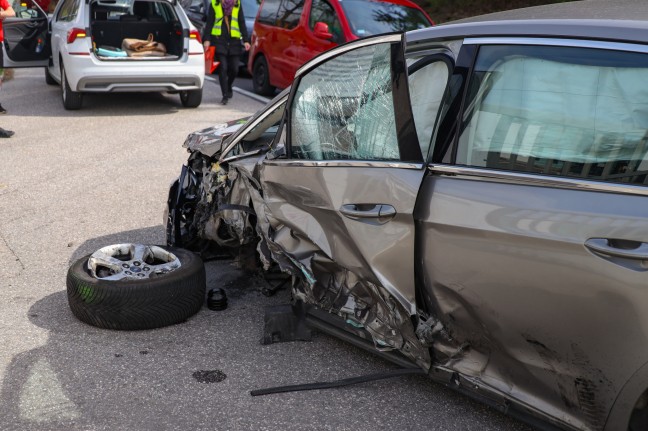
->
[0, 47, 12, 137]
[214, 51, 229, 104]
[0, 47, 6, 114]
[226, 53, 238, 99]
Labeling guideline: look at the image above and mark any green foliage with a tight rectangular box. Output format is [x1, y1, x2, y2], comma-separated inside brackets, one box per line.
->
[414, 0, 573, 23]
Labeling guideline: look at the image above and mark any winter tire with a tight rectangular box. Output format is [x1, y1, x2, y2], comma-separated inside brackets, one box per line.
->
[252, 56, 275, 96]
[61, 62, 83, 110]
[67, 244, 206, 330]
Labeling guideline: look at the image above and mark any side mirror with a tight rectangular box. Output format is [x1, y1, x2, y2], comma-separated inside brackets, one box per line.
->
[313, 21, 333, 40]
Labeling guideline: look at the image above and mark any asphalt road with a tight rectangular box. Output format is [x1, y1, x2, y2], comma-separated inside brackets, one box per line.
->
[0, 68, 535, 431]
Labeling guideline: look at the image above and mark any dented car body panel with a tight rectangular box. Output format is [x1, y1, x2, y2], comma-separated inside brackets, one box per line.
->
[167, 4, 648, 430]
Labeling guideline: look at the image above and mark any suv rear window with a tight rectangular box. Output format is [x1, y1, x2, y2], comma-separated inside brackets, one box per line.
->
[457, 44, 648, 186]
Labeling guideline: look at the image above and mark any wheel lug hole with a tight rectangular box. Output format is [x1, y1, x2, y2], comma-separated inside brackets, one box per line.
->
[137, 273, 145, 277]
[143, 267, 150, 271]
[125, 271, 132, 275]
[122, 263, 129, 268]
[133, 262, 141, 266]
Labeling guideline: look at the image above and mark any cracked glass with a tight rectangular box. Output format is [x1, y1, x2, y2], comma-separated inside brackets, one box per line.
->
[290, 43, 400, 161]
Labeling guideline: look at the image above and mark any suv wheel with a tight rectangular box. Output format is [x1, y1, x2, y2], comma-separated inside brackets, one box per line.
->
[252, 56, 275, 96]
[60, 62, 83, 110]
[180, 88, 203, 108]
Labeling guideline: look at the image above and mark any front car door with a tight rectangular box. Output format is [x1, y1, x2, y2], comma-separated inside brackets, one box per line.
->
[2, 0, 50, 67]
[258, 34, 452, 369]
[417, 36, 648, 430]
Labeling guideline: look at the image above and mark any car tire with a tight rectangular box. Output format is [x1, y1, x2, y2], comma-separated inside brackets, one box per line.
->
[67, 244, 206, 330]
[45, 67, 57, 86]
[60, 62, 83, 110]
[180, 88, 203, 108]
[252, 56, 275, 96]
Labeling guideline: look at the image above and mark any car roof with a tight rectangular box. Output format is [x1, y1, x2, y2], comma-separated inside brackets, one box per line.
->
[406, 0, 648, 46]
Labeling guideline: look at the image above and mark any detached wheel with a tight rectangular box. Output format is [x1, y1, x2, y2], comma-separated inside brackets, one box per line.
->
[67, 244, 206, 330]
[60, 62, 82, 110]
[180, 88, 203, 108]
[45, 67, 57, 85]
[252, 56, 275, 96]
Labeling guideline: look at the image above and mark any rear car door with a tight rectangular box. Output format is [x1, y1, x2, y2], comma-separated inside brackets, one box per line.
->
[419, 38, 648, 430]
[2, 0, 50, 67]
[259, 34, 451, 367]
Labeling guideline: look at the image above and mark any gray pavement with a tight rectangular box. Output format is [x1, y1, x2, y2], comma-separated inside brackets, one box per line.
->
[0, 68, 535, 431]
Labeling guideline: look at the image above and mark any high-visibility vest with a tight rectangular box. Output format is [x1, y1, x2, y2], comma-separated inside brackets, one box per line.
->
[211, 0, 241, 38]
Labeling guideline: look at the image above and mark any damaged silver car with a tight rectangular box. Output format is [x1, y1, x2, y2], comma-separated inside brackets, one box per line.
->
[166, 2, 648, 430]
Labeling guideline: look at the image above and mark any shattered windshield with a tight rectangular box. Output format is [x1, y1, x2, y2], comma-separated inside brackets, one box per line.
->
[339, 0, 429, 37]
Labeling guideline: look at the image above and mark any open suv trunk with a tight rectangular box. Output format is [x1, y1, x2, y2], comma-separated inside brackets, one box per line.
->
[90, 0, 185, 60]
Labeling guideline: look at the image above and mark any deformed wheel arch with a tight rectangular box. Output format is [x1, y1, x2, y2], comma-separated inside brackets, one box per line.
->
[605, 360, 648, 431]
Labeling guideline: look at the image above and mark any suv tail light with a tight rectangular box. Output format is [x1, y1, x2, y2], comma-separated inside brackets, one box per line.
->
[189, 30, 201, 44]
[67, 28, 87, 44]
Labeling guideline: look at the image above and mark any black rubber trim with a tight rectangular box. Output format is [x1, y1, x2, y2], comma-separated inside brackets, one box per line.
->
[250, 368, 425, 396]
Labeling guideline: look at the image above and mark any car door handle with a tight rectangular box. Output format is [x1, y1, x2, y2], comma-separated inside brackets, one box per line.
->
[339, 204, 396, 224]
[584, 238, 648, 260]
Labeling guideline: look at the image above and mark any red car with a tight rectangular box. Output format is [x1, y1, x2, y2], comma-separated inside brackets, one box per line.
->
[248, 0, 433, 95]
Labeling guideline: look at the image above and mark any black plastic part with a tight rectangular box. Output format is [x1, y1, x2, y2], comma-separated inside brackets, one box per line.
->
[261, 304, 312, 345]
[250, 368, 425, 396]
[207, 288, 228, 311]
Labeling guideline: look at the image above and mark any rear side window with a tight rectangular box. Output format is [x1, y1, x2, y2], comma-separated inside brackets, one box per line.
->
[457, 44, 648, 186]
[276, 0, 304, 29]
[56, 0, 79, 21]
[257, 0, 280, 25]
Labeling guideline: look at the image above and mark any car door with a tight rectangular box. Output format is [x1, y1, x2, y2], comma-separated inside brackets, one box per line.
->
[258, 34, 452, 367]
[418, 39, 648, 430]
[271, 0, 305, 86]
[2, 0, 49, 67]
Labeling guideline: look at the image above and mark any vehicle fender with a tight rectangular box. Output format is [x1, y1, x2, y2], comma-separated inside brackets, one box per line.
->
[604, 360, 648, 431]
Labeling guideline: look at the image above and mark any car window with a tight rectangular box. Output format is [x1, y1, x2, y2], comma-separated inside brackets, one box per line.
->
[55, 0, 78, 20]
[11, 0, 47, 18]
[275, 0, 303, 29]
[339, 0, 429, 37]
[290, 42, 401, 161]
[224, 101, 286, 159]
[457, 45, 648, 186]
[309, 0, 342, 43]
[241, 0, 260, 18]
[257, 0, 280, 25]
[407, 57, 449, 158]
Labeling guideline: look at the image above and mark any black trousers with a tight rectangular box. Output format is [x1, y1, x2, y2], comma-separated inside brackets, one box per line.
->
[215, 52, 239, 98]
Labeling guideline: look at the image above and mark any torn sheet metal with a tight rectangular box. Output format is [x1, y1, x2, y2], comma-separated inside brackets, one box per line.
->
[183, 118, 249, 157]
[169, 127, 434, 369]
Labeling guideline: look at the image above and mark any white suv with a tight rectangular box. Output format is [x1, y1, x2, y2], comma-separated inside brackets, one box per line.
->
[3, 0, 205, 109]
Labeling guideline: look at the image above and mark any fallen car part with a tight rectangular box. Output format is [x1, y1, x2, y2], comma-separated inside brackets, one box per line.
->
[250, 368, 426, 396]
[261, 304, 312, 345]
[67, 244, 205, 330]
[207, 287, 228, 311]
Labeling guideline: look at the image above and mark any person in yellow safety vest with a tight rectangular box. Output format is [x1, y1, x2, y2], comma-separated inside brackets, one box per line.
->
[203, 0, 250, 105]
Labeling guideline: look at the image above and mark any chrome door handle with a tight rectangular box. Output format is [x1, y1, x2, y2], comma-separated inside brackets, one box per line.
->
[339, 204, 396, 224]
[585, 238, 648, 260]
